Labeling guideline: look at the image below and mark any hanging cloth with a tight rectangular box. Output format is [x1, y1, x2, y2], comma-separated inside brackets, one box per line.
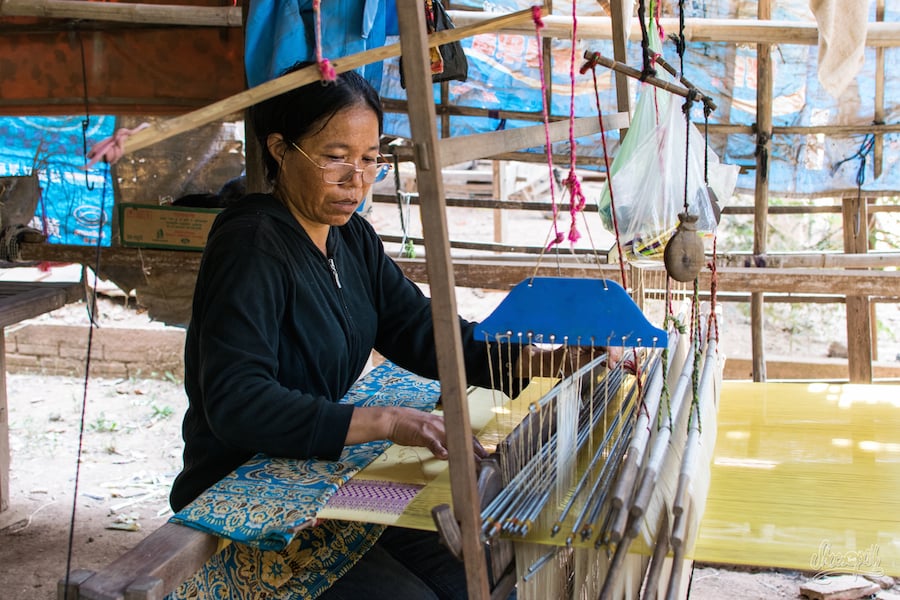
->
[809, 0, 871, 98]
[244, 0, 395, 90]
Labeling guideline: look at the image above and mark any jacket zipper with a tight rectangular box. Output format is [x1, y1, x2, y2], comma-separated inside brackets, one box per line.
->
[327, 258, 342, 289]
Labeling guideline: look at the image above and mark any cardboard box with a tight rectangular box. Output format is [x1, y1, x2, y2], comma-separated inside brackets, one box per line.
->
[118, 203, 222, 250]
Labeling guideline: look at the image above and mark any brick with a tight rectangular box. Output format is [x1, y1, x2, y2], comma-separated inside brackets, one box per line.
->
[801, 576, 882, 600]
[86, 362, 130, 379]
[5, 355, 40, 370]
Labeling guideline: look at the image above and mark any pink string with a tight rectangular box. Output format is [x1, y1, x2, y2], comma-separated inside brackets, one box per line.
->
[563, 0, 582, 246]
[312, 0, 337, 82]
[532, 8, 564, 249]
[587, 61, 627, 290]
[84, 123, 150, 167]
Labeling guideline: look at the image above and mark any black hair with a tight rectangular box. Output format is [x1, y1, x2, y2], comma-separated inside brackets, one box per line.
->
[249, 62, 384, 183]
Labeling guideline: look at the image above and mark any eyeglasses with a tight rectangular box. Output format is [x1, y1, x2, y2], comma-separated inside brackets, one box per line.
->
[291, 142, 392, 185]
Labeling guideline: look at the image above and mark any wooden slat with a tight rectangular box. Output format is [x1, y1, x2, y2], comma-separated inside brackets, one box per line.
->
[76, 523, 218, 600]
[0, 0, 242, 26]
[0, 281, 83, 328]
[437, 113, 629, 167]
[395, 0, 490, 598]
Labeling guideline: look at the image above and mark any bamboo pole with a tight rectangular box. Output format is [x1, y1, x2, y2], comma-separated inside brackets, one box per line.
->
[448, 13, 900, 47]
[751, 0, 772, 383]
[0, 0, 241, 26]
[110, 9, 534, 159]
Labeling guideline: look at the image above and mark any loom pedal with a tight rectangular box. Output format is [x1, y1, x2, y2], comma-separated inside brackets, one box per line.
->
[432, 457, 515, 596]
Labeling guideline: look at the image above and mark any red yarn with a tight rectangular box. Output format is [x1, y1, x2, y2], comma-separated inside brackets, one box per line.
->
[84, 123, 150, 167]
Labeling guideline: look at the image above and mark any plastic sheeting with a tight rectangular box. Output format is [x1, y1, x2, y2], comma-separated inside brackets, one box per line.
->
[376, 0, 898, 197]
[0, 116, 115, 245]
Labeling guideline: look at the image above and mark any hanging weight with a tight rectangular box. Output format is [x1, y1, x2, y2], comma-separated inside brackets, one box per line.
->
[664, 212, 705, 282]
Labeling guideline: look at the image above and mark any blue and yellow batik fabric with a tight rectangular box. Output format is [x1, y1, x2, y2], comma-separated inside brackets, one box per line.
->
[167, 361, 441, 599]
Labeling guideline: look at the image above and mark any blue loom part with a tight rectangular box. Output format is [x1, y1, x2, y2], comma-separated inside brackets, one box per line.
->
[477, 277, 667, 348]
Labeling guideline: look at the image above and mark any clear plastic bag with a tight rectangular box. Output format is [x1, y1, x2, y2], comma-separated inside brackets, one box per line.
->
[598, 36, 737, 260]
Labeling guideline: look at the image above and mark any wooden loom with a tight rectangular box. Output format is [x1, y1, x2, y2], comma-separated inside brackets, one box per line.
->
[58, 3, 725, 599]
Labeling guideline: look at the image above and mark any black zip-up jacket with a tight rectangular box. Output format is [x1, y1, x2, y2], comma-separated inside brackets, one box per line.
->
[171, 194, 510, 511]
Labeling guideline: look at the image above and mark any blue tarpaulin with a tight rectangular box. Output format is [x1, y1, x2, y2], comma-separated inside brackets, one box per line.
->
[0, 116, 115, 246]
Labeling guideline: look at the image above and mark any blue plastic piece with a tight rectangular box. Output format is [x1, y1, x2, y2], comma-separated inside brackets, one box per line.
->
[477, 277, 667, 348]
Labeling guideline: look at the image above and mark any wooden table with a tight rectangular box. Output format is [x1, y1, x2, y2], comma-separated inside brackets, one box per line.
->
[0, 280, 83, 512]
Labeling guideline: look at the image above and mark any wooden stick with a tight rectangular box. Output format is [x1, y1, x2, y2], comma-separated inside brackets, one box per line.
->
[581, 50, 693, 101]
[116, 8, 536, 157]
[0, 0, 241, 26]
[449, 13, 900, 47]
[438, 113, 629, 167]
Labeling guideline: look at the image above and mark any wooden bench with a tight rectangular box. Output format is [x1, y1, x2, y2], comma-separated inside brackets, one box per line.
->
[59, 522, 219, 600]
[0, 280, 83, 512]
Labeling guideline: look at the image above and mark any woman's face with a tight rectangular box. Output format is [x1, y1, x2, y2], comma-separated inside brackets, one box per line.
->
[271, 102, 381, 239]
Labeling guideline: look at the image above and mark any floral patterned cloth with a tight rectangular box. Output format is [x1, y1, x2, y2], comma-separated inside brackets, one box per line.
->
[167, 361, 441, 599]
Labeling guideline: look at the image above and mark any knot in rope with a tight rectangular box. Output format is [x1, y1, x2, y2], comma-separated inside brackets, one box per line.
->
[681, 88, 699, 117]
[85, 123, 151, 167]
[312, 0, 336, 82]
[531, 5, 544, 29]
[579, 52, 599, 75]
[832, 133, 875, 187]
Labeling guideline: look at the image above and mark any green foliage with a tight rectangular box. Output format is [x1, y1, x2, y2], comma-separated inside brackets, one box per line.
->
[89, 413, 118, 433]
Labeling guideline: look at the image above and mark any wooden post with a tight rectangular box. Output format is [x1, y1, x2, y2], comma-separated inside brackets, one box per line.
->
[608, 0, 631, 120]
[241, 0, 266, 195]
[0, 330, 7, 513]
[395, 1, 490, 598]
[492, 161, 506, 247]
[874, 0, 885, 179]
[751, 0, 772, 382]
[842, 196, 873, 382]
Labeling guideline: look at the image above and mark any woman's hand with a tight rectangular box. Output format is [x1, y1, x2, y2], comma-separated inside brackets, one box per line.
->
[346, 406, 486, 460]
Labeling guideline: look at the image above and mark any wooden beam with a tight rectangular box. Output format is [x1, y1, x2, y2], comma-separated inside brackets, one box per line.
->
[437, 113, 629, 166]
[16, 244, 900, 297]
[396, 0, 490, 597]
[723, 357, 900, 381]
[390, 258, 900, 297]
[714, 251, 900, 269]
[448, 13, 900, 47]
[0, 0, 242, 26]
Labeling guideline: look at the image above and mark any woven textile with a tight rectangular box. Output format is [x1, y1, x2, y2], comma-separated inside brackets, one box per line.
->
[167, 361, 441, 599]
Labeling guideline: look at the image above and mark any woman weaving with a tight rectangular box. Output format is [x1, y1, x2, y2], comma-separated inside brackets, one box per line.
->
[170, 63, 604, 599]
